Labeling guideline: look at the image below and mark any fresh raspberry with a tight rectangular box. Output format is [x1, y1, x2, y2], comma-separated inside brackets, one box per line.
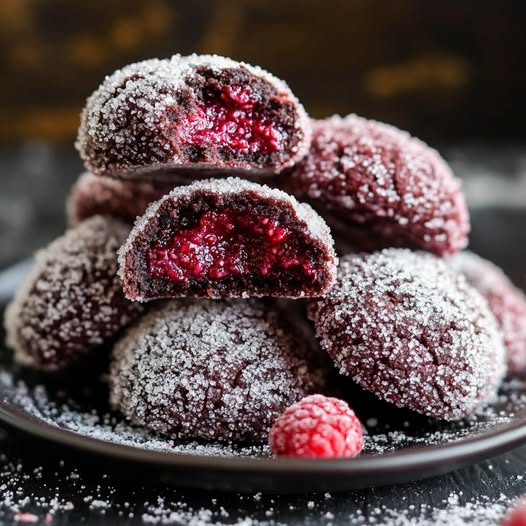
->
[268, 395, 364, 458]
[501, 499, 526, 526]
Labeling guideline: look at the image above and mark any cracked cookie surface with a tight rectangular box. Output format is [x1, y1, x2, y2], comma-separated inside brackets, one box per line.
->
[110, 299, 328, 441]
[308, 248, 506, 420]
[286, 115, 469, 256]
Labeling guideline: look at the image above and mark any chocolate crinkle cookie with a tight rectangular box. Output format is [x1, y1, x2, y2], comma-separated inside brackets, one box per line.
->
[110, 299, 328, 442]
[448, 251, 526, 376]
[4, 216, 144, 370]
[67, 172, 173, 225]
[118, 177, 337, 301]
[286, 115, 469, 256]
[308, 248, 507, 420]
[76, 54, 311, 181]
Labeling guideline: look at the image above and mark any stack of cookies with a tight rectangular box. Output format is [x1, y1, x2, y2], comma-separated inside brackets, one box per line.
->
[4, 54, 526, 453]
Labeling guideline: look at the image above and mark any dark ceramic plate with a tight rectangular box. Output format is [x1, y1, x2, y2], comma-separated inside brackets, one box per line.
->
[1, 208, 526, 494]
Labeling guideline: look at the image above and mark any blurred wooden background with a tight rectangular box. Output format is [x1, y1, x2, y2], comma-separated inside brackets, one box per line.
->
[1, 0, 526, 145]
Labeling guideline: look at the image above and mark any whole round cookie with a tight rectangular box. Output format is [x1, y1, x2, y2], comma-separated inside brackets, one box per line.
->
[4, 216, 144, 370]
[448, 251, 526, 375]
[110, 299, 328, 442]
[77, 54, 311, 180]
[308, 249, 506, 420]
[118, 177, 337, 301]
[287, 115, 469, 256]
[67, 172, 173, 225]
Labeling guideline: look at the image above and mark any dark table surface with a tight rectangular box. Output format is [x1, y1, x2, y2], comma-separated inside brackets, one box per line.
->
[0, 145, 525, 525]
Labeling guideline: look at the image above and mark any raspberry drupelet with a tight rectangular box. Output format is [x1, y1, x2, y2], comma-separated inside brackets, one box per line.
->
[118, 177, 337, 301]
[4, 216, 144, 370]
[286, 115, 469, 256]
[110, 299, 328, 442]
[448, 251, 526, 376]
[76, 54, 311, 181]
[308, 249, 507, 421]
[67, 172, 173, 225]
[269, 395, 364, 458]
[501, 499, 526, 526]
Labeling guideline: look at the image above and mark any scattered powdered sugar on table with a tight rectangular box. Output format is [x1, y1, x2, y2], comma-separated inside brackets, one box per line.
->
[0, 451, 285, 524]
[353, 493, 511, 525]
[0, 368, 525, 524]
[0, 448, 522, 525]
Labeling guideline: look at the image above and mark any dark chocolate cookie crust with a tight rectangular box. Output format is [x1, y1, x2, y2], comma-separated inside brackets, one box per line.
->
[4, 216, 144, 370]
[76, 54, 311, 180]
[286, 115, 470, 256]
[67, 172, 173, 225]
[309, 249, 506, 421]
[118, 177, 337, 301]
[110, 299, 328, 442]
[448, 251, 526, 375]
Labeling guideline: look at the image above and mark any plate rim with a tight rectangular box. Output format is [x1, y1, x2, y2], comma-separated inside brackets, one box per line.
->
[1, 385, 526, 476]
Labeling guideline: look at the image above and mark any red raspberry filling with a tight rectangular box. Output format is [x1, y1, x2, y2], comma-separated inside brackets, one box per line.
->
[269, 394, 364, 458]
[147, 209, 317, 283]
[177, 85, 283, 155]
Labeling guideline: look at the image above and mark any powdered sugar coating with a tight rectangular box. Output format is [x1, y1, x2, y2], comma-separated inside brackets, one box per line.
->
[4, 216, 144, 370]
[448, 251, 526, 376]
[287, 115, 470, 256]
[76, 54, 311, 180]
[118, 177, 337, 300]
[67, 172, 174, 225]
[309, 249, 507, 420]
[110, 299, 327, 442]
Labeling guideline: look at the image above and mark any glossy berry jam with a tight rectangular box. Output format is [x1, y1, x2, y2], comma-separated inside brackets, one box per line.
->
[147, 209, 316, 283]
[177, 85, 283, 156]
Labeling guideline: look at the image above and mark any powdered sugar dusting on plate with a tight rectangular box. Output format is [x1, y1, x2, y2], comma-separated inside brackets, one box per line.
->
[1, 369, 526, 458]
[364, 378, 526, 454]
